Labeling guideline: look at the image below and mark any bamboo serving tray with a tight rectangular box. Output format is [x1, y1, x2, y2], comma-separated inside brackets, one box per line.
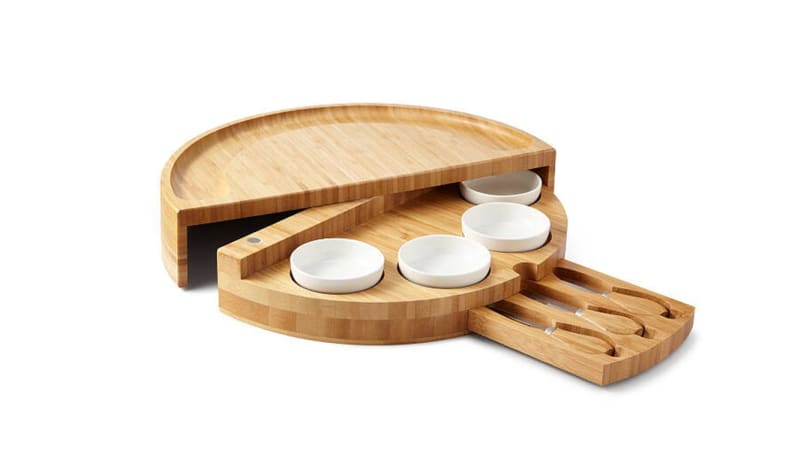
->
[161, 104, 555, 286]
[161, 104, 694, 385]
[217, 186, 693, 385]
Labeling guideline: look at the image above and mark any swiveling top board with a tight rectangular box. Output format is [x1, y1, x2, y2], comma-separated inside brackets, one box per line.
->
[162, 104, 694, 385]
[217, 186, 694, 385]
[161, 104, 555, 287]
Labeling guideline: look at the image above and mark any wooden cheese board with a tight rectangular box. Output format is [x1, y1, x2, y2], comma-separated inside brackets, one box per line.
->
[161, 103, 694, 385]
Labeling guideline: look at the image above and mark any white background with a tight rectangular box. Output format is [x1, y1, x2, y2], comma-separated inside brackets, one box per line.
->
[2, 1, 790, 449]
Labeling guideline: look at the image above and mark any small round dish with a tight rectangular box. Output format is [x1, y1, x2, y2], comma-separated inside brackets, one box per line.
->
[397, 235, 491, 288]
[459, 170, 542, 205]
[461, 202, 551, 252]
[290, 238, 384, 294]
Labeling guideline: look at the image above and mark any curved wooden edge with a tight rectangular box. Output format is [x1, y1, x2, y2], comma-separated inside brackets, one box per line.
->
[602, 312, 694, 385]
[219, 290, 471, 345]
[160, 104, 557, 286]
[468, 259, 695, 385]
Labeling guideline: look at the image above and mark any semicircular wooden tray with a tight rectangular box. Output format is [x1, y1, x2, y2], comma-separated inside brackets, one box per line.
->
[162, 104, 694, 385]
[162, 104, 555, 287]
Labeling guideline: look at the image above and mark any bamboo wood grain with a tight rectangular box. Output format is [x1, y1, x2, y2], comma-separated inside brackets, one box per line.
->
[162, 104, 556, 286]
[218, 185, 566, 342]
[217, 185, 694, 385]
[470, 261, 695, 385]
[162, 103, 694, 385]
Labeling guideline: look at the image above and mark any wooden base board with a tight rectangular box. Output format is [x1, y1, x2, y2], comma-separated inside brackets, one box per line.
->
[217, 185, 694, 384]
[218, 185, 564, 343]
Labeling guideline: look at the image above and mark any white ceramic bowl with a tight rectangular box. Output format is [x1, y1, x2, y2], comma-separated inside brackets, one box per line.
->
[461, 202, 551, 252]
[459, 170, 542, 205]
[290, 238, 384, 294]
[397, 235, 491, 288]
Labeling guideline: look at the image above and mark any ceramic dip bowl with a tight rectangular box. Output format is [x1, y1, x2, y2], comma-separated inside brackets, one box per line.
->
[290, 238, 384, 293]
[461, 202, 551, 252]
[459, 170, 542, 205]
[397, 234, 491, 288]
